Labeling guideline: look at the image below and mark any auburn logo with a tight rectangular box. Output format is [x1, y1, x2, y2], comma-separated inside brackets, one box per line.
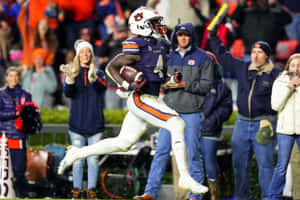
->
[134, 13, 144, 21]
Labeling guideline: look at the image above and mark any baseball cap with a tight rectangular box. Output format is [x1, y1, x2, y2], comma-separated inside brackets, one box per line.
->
[176, 26, 190, 36]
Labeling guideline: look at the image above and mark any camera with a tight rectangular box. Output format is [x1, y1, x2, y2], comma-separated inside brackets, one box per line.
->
[288, 72, 298, 77]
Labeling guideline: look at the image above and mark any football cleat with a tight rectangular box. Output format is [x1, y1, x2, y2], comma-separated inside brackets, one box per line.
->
[133, 193, 155, 200]
[178, 176, 209, 194]
[57, 146, 79, 175]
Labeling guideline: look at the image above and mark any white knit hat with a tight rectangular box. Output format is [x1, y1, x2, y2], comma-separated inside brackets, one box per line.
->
[74, 39, 94, 56]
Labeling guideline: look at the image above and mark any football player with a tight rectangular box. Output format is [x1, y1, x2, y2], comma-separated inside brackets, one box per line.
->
[58, 6, 208, 194]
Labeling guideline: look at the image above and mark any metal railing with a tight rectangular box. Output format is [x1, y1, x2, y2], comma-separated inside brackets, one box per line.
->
[28, 124, 234, 146]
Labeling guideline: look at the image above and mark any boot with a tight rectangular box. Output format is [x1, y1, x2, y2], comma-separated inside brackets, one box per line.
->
[208, 179, 220, 200]
[72, 188, 83, 199]
[86, 188, 97, 199]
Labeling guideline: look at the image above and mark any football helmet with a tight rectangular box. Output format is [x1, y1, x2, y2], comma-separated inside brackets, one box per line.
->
[128, 6, 166, 39]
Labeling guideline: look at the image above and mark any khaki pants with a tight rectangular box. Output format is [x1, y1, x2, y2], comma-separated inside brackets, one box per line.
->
[291, 143, 300, 199]
[171, 155, 189, 200]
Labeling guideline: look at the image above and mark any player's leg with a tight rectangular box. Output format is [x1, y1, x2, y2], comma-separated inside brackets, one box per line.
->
[127, 92, 208, 194]
[58, 111, 147, 175]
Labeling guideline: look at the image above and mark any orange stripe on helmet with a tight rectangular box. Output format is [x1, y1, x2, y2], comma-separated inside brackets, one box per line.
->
[133, 92, 175, 121]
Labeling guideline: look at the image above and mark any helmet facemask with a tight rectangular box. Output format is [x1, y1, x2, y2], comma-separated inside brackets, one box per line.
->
[147, 17, 167, 39]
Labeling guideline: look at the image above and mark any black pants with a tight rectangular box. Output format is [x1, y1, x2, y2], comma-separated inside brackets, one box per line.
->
[10, 141, 27, 198]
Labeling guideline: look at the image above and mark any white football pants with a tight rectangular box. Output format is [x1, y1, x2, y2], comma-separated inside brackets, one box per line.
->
[77, 91, 190, 177]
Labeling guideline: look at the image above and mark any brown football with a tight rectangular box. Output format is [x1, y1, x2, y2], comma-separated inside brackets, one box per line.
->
[120, 66, 139, 83]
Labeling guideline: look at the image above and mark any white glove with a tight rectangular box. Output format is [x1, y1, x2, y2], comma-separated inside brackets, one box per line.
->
[60, 64, 75, 84]
[88, 63, 97, 83]
[116, 88, 131, 98]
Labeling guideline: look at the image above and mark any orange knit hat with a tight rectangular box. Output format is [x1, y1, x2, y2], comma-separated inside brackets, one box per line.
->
[32, 48, 47, 62]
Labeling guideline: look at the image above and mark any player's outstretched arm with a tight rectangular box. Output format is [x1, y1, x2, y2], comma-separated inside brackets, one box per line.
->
[105, 53, 140, 87]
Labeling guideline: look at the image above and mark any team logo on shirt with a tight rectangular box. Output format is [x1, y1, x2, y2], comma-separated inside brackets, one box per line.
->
[134, 13, 144, 21]
[188, 59, 195, 66]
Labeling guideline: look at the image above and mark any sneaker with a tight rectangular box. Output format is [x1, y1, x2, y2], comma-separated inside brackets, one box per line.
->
[86, 188, 97, 199]
[133, 193, 155, 200]
[57, 146, 79, 175]
[72, 188, 83, 199]
[178, 176, 208, 194]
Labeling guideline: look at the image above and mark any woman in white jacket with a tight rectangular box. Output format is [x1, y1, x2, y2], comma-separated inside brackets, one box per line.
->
[269, 53, 300, 199]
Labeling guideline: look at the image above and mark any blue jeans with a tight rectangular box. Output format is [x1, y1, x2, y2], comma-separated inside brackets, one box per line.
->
[231, 119, 276, 200]
[144, 113, 204, 200]
[200, 138, 220, 181]
[269, 134, 300, 200]
[69, 130, 103, 189]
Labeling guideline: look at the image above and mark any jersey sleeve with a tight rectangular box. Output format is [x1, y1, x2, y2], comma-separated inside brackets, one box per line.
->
[122, 38, 141, 55]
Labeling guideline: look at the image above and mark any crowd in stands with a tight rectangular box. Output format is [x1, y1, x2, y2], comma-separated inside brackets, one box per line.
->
[0, 0, 298, 110]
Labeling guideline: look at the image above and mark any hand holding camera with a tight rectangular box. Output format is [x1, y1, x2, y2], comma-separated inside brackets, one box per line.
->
[288, 72, 300, 89]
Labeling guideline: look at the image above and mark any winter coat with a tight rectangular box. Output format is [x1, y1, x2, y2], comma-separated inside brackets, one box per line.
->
[0, 85, 31, 139]
[209, 36, 281, 120]
[271, 71, 300, 134]
[201, 79, 233, 137]
[164, 22, 215, 113]
[64, 67, 106, 135]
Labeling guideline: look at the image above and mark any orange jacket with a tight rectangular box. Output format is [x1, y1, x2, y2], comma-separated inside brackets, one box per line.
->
[53, 0, 97, 21]
[18, 5, 55, 68]
[28, 0, 58, 30]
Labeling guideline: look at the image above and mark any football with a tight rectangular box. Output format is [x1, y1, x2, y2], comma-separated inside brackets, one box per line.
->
[120, 66, 139, 83]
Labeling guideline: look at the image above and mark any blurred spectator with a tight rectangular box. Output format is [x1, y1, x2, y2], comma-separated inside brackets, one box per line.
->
[96, 0, 126, 40]
[54, 0, 97, 50]
[269, 53, 300, 199]
[18, 1, 58, 68]
[284, 0, 300, 44]
[80, 27, 92, 42]
[21, 48, 57, 108]
[0, 20, 9, 87]
[79, 27, 100, 55]
[0, 19, 12, 60]
[0, 0, 25, 46]
[231, 0, 291, 61]
[24, 0, 61, 31]
[60, 40, 106, 199]
[60, 50, 75, 107]
[0, 66, 32, 198]
[147, 0, 210, 32]
[98, 23, 129, 109]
